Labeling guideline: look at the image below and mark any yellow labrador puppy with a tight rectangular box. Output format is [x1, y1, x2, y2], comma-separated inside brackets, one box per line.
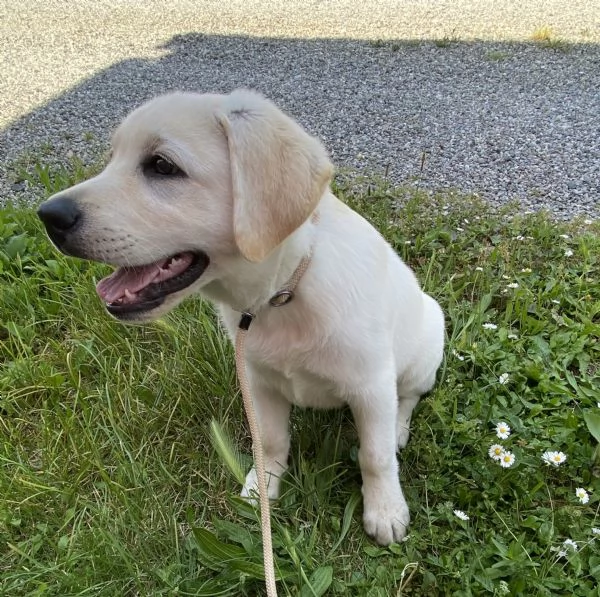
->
[38, 90, 444, 545]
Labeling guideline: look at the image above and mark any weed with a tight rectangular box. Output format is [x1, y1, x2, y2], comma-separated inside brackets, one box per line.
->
[434, 29, 459, 48]
[544, 38, 571, 52]
[532, 26, 571, 52]
[532, 26, 554, 43]
[485, 50, 509, 62]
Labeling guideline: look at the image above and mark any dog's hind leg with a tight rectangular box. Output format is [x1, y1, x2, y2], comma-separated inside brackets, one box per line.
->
[395, 389, 421, 450]
[396, 295, 445, 450]
[395, 364, 440, 450]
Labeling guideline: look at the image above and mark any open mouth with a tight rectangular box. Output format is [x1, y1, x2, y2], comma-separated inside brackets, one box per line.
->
[96, 251, 210, 316]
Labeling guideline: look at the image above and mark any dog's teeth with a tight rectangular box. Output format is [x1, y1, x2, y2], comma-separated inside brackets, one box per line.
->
[124, 289, 136, 301]
[163, 257, 176, 270]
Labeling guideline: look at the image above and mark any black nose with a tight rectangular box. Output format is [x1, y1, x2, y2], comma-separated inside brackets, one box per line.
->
[38, 196, 81, 233]
[38, 196, 82, 251]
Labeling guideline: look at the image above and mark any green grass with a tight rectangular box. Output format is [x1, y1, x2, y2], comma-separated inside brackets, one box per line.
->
[485, 51, 510, 62]
[1, 163, 600, 596]
[433, 29, 460, 49]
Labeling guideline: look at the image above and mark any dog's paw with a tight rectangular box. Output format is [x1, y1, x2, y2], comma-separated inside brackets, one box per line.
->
[362, 490, 410, 545]
[240, 467, 281, 502]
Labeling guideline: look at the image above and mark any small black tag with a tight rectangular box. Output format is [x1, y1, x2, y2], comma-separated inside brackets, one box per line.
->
[238, 312, 255, 330]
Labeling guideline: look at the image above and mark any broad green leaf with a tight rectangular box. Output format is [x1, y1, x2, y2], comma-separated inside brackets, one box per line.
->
[180, 578, 239, 596]
[300, 566, 333, 597]
[192, 527, 246, 570]
[4, 234, 29, 258]
[192, 526, 292, 581]
[583, 411, 600, 444]
[329, 491, 360, 555]
[212, 517, 256, 553]
[228, 558, 267, 580]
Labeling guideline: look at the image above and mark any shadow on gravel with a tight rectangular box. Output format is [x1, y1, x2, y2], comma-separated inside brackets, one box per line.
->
[2, 33, 599, 215]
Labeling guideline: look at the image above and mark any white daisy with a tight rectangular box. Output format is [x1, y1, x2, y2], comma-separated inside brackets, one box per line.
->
[563, 538, 578, 551]
[475, 266, 484, 272]
[507, 333, 519, 340]
[575, 488, 589, 504]
[520, 268, 532, 273]
[452, 349, 465, 361]
[488, 444, 504, 461]
[592, 527, 600, 535]
[564, 249, 573, 257]
[482, 323, 498, 330]
[499, 451, 515, 468]
[542, 451, 567, 466]
[501, 275, 510, 280]
[496, 422, 511, 439]
[498, 373, 509, 385]
[453, 509, 469, 521]
[404, 240, 412, 245]
[584, 219, 593, 225]
[559, 234, 570, 239]
[506, 282, 519, 289]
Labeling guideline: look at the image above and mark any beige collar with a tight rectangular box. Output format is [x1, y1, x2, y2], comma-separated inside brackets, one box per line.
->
[238, 211, 319, 330]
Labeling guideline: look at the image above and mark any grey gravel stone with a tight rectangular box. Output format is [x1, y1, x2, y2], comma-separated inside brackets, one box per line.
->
[1, 1, 599, 219]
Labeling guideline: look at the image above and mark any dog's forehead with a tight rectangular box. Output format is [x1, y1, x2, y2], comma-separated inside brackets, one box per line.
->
[112, 93, 223, 149]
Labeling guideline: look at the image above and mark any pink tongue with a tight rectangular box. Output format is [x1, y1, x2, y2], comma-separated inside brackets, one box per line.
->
[96, 253, 194, 303]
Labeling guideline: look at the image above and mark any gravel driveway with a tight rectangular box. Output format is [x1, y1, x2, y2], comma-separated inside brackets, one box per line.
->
[1, 1, 599, 218]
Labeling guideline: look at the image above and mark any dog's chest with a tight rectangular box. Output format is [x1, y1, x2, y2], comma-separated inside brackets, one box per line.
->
[220, 305, 347, 408]
[286, 369, 345, 408]
[263, 364, 345, 409]
[245, 328, 346, 409]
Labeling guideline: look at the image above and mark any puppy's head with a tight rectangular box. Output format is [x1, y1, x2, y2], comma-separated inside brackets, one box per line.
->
[38, 90, 333, 322]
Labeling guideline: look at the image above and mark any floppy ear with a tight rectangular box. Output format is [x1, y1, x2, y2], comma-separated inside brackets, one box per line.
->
[217, 89, 333, 262]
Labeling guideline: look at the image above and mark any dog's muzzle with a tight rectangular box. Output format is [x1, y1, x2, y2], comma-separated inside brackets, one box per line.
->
[38, 194, 210, 320]
[37, 195, 82, 255]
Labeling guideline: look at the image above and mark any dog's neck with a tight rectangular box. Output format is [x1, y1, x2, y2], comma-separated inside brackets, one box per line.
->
[201, 213, 318, 315]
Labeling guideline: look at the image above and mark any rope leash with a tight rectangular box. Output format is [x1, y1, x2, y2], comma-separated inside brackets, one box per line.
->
[235, 324, 278, 597]
[235, 322, 277, 597]
[234, 212, 319, 597]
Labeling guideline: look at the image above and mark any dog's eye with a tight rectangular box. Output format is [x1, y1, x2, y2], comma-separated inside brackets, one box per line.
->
[147, 155, 181, 176]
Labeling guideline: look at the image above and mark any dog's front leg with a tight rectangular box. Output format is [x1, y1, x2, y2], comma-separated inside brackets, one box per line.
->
[240, 375, 291, 501]
[349, 376, 410, 545]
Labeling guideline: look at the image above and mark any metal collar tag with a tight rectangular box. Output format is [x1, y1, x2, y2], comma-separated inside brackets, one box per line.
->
[269, 290, 294, 307]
